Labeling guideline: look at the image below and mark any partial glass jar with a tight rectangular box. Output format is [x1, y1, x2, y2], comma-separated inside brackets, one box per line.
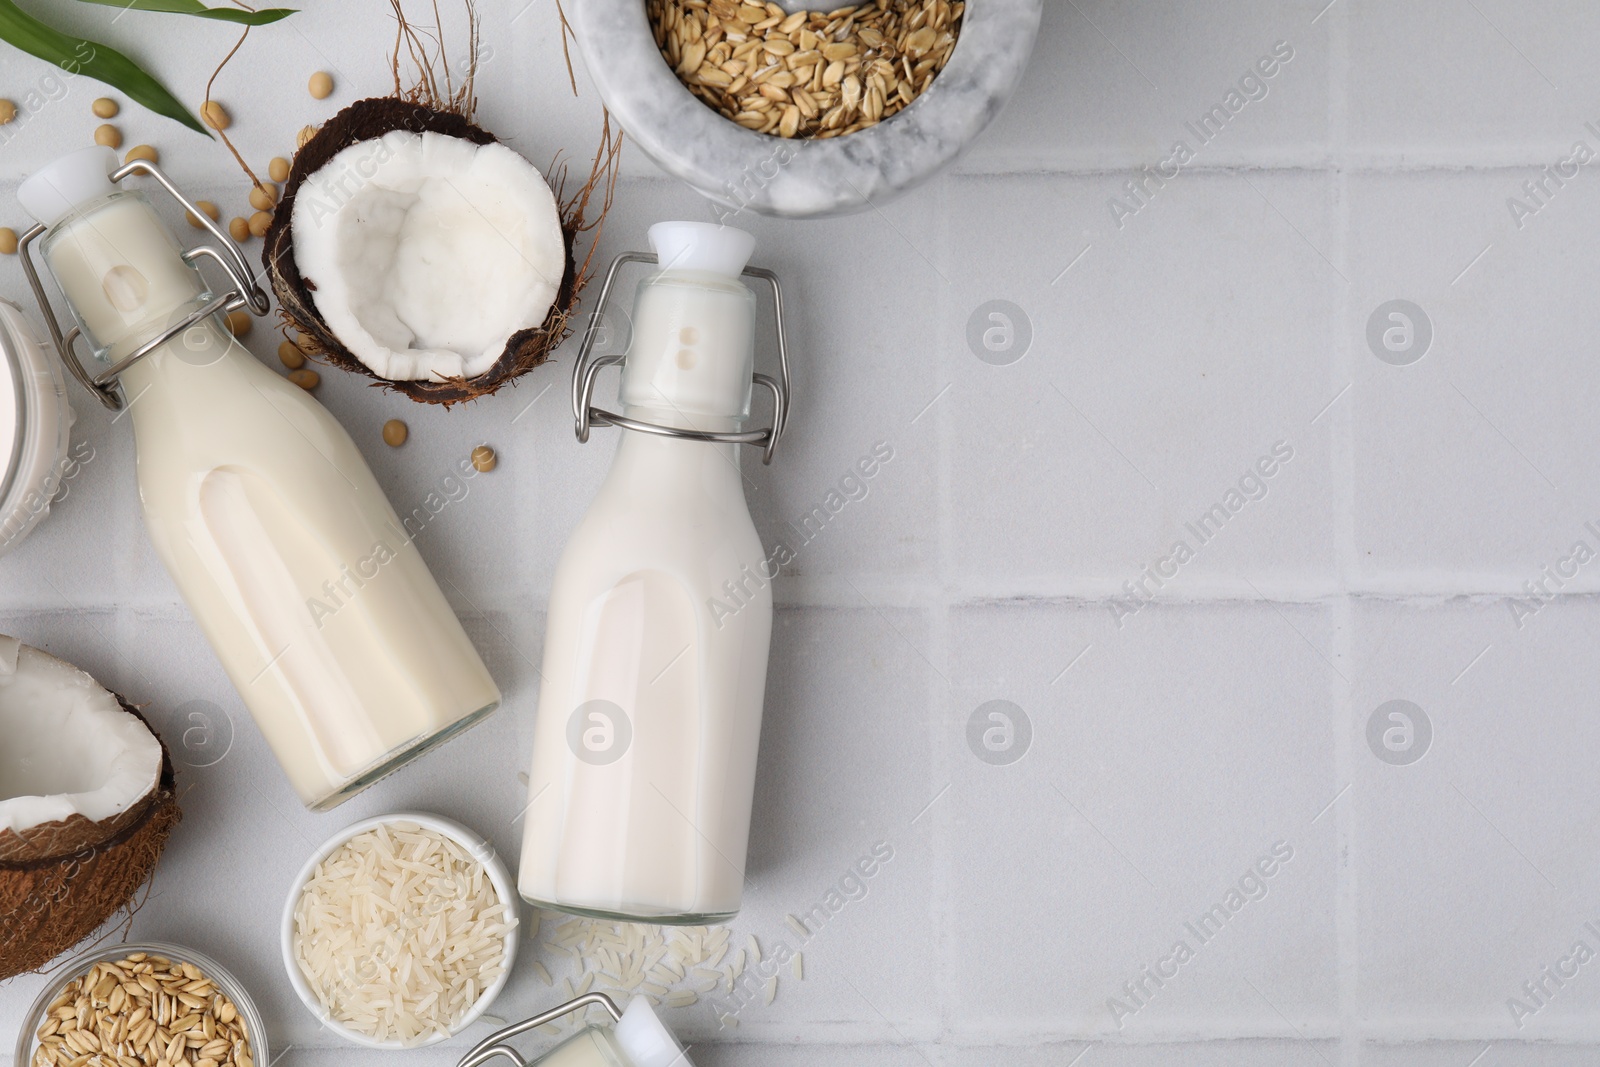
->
[13, 941, 268, 1067]
[0, 298, 73, 559]
[470, 995, 694, 1067]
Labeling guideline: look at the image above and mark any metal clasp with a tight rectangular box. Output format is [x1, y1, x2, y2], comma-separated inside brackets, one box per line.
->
[572, 251, 792, 465]
[457, 992, 623, 1067]
[16, 159, 271, 411]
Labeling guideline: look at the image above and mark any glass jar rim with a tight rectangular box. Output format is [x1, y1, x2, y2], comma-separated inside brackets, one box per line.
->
[0, 301, 28, 508]
[0, 299, 71, 560]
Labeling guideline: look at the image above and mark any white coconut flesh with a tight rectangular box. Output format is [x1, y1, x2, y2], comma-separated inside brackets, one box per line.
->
[291, 129, 566, 382]
[0, 636, 161, 835]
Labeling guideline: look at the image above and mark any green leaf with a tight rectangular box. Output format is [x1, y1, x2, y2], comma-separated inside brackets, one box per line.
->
[70, 0, 297, 27]
[0, 0, 210, 135]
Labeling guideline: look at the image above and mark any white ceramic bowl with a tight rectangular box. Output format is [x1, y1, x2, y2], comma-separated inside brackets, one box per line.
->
[279, 811, 520, 1049]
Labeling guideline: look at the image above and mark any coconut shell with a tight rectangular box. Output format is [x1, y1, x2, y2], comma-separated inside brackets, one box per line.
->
[0, 701, 181, 981]
[262, 97, 593, 407]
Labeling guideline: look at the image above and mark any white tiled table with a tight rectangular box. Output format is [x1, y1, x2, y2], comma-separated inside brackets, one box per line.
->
[5, 1, 1600, 1064]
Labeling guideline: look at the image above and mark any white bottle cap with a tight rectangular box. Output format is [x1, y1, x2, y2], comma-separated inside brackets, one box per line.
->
[648, 221, 755, 279]
[18, 146, 119, 226]
[613, 996, 695, 1067]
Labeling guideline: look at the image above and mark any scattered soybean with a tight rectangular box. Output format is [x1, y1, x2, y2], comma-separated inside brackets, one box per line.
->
[201, 100, 231, 130]
[186, 200, 221, 228]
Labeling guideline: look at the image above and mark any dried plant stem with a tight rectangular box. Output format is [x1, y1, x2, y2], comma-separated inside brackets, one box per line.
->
[555, 0, 578, 96]
[563, 110, 623, 297]
[389, 0, 478, 118]
[206, 22, 263, 188]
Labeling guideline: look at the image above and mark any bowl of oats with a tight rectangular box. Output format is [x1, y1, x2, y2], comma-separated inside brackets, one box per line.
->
[15, 943, 266, 1067]
[571, 0, 1043, 217]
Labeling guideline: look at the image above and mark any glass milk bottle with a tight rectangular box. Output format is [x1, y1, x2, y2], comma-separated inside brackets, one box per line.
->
[518, 222, 789, 923]
[459, 994, 693, 1067]
[16, 147, 500, 809]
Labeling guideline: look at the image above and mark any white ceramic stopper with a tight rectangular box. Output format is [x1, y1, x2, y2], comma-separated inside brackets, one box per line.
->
[18, 146, 119, 226]
[648, 221, 754, 279]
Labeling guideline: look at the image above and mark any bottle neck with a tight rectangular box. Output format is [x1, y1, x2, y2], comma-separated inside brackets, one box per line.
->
[617, 270, 756, 433]
[609, 424, 744, 487]
[41, 191, 210, 367]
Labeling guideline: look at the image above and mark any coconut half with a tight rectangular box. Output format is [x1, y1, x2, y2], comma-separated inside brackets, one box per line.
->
[0, 637, 180, 980]
[291, 126, 564, 383]
[265, 98, 620, 405]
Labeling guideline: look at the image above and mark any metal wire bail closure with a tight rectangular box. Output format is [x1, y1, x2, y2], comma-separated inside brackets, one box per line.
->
[457, 992, 624, 1067]
[16, 158, 272, 411]
[572, 251, 792, 465]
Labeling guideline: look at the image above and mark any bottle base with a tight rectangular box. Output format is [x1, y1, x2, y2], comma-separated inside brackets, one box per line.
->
[519, 893, 738, 927]
[305, 699, 500, 812]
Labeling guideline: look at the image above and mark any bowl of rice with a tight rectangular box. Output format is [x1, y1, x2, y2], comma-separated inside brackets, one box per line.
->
[279, 812, 518, 1048]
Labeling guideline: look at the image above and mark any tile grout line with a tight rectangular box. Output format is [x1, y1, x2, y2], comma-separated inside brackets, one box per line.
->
[930, 171, 957, 1062]
[39, 574, 1600, 617]
[1326, 5, 1361, 1065]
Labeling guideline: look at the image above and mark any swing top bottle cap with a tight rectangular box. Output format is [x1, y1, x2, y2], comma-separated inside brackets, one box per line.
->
[613, 995, 695, 1067]
[648, 221, 754, 279]
[19, 146, 118, 227]
[621, 223, 758, 424]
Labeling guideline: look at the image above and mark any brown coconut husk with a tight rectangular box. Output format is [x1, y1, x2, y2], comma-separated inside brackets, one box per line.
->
[261, 0, 622, 406]
[0, 701, 181, 981]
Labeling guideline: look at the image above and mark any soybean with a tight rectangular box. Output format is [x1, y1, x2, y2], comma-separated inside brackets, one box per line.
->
[186, 200, 221, 228]
[201, 101, 230, 130]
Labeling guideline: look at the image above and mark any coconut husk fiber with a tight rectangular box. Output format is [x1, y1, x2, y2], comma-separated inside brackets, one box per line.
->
[0, 702, 181, 981]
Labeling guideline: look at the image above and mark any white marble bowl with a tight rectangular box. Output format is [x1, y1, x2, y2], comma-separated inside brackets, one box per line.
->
[572, 0, 1043, 217]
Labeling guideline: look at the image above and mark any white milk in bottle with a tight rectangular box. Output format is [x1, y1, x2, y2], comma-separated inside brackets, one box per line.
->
[519, 222, 774, 923]
[17, 147, 501, 809]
